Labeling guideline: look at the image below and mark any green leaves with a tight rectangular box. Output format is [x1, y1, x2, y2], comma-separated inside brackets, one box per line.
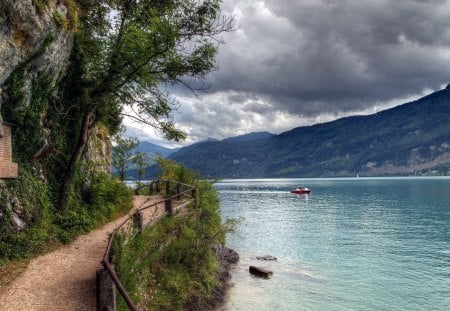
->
[73, 0, 233, 141]
[113, 161, 226, 310]
[112, 130, 139, 181]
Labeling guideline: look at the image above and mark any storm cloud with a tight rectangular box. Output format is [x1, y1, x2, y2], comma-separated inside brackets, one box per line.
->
[126, 0, 450, 146]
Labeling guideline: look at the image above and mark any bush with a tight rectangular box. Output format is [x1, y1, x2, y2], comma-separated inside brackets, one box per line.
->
[0, 168, 132, 262]
[113, 160, 226, 310]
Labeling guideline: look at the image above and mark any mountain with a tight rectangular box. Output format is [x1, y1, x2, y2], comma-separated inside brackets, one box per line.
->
[134, 141, 179, 158]
[167, 85, 450, 178]
[222, 131, 275, 142]
[120, 141, 178, 179]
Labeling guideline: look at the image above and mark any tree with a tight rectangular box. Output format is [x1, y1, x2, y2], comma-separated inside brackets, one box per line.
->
[112, 134, 138, 181]
[132, 151, 152, 186]
[57, 0, 234, 208]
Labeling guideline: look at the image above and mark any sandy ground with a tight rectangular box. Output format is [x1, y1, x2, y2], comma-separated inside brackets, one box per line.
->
[0, 195, 164, 311]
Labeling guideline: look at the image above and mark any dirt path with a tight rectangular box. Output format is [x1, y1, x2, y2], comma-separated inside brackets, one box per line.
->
[0, 195, 163, 311]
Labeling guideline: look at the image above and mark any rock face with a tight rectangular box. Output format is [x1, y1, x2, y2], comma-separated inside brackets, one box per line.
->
[0, 0, 75, 230]
[84, 125, 113, 174]
[0, 0, 73, 135]
[0, 180, 26, 231]
[0, 0, 72, 85]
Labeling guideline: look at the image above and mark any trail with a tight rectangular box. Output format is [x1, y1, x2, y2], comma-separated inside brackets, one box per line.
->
[0, 195, 163, 311]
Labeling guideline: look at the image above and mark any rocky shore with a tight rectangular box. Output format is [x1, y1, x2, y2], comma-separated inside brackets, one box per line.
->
[189, 244, 239, 310]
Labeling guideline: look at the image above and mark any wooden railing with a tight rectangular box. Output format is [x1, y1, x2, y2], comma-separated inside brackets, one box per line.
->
[97, 179, 197, 311]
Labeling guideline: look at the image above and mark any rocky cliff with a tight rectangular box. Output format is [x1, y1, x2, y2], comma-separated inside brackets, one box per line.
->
[0, 1, 115, 241]
[0, 0, 73, 136]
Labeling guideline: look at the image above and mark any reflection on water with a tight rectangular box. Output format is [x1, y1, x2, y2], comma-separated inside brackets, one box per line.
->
[217, 177, 450, 311]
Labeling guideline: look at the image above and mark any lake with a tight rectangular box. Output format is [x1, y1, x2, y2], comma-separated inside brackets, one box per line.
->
[216, 177, 450, 310]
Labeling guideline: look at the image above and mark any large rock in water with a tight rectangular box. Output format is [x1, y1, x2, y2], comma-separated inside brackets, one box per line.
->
[249, 266, 273, 278]
[256, 255, 277, 261]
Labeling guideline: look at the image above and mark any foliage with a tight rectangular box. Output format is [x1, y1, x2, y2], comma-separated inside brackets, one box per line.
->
[63, 0, 80, 32]
[53, 11, 67, 29]
[156, 156, 200, 186]
[113, 160, 226, 310]
[112, 131, 138, 181]
[32, 0, 46, 14]
[0, 164, 132, 261]
[49, 0, 232, 209]
[69, 0, 233, 140]
[0, 0, 230, 281]
[0, 169, 56, 262]
[55, 170, 132, 242]
[132, 151, 151, 186]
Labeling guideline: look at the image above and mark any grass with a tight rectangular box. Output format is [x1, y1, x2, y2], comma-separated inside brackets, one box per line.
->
[113, 160, 227, 310]
[0, 259, 30, 294]
[0, 170, 134, 289]
[0, 193, 133, 294]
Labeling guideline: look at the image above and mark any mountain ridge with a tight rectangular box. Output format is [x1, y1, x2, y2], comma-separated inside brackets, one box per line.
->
[165, 85, 450, 178]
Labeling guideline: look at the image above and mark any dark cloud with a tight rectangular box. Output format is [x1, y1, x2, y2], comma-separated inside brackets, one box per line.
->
[128, 0, 450, 144]
[208, 0, 450, 115]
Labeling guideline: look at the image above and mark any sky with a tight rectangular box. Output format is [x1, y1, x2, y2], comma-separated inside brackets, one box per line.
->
[125, 0, 450, 148]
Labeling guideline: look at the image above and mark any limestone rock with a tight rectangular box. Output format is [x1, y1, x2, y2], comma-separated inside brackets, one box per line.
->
[0, 0, 73, 85]
[84, 126, 113, 174]
[0, 0, 73, 131]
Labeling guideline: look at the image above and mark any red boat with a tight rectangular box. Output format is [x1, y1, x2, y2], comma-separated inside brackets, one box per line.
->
[290, 187, 311, 194]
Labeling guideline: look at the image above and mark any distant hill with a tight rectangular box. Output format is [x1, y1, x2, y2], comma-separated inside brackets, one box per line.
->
[119, 141, 179, 179]
[134, 141, 179, 158]
[163, 85, 450, 178]
[222, 131, 275, 142]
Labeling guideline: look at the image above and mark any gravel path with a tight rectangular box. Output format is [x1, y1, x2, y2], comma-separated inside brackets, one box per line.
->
[0, 195, 163, 311]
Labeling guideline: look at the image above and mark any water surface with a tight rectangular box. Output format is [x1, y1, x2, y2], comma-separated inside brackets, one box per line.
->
[217, 177, 450, 310]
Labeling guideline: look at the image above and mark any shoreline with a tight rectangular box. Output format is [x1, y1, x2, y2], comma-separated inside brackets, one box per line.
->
[202, 245, 239, 310]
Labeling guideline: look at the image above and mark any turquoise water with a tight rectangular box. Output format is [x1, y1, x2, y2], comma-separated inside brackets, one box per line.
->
[216, 177, 450, 310]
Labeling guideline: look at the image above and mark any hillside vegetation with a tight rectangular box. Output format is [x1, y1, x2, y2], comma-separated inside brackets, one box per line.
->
[168, 85, 450, 178]
[1, 0, 230, 268]
[113, 159, 231, 310]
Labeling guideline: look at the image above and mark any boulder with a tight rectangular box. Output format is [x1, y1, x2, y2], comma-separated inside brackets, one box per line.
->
[256, 255, 277, 261]
[223, 247, 240, 264]
[212, 244, 240, 264]
[249, 266, 273, 278]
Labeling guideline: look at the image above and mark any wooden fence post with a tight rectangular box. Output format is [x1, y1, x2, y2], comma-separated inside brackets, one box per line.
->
[165, 180, 171, 195]
[97, 269, 116, 311]
[165, 199, 174, 216]
[191, 188, 198, 206]
[133, 211, 143, 232]
[149, 182, 153, 194]
[156, 180, 161, 193]
[176, 184, 181, 200]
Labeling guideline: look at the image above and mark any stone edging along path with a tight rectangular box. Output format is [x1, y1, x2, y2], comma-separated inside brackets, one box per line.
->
[0, 195, 163, 311]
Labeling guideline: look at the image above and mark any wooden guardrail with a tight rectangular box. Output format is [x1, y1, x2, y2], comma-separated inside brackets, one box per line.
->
[97, 179, 197, 311]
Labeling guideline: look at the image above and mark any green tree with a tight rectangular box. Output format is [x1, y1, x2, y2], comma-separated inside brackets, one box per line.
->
[58, 0, 234, 208]
[132, 151, 152, 186]
[112, 134, 138, 181]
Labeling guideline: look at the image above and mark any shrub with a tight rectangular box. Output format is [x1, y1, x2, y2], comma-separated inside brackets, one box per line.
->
[113, 160, 226, 310]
